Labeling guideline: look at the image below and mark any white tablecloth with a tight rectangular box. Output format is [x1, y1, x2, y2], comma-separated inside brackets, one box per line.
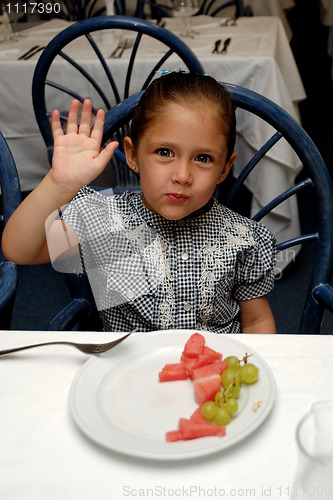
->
[0, 330, 332, 500]
[0, 16, 306, 266]
[246, 0, 294, 40]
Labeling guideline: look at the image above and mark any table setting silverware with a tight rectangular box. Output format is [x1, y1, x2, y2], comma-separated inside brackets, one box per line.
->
[0, 329, 137, 356]
[221, 37, 231, 53]
[18, 45, 39, 60]
[109, 37, 130, 58]
[21, 46, 45, 60]
[212, 39, 221, 54]
[212, 37, 231, 54]
[220, 17, 237, 27]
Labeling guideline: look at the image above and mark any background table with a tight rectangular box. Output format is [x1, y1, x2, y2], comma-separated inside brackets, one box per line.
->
[0, 15, 306, 266]
[0, 330, 332, 500]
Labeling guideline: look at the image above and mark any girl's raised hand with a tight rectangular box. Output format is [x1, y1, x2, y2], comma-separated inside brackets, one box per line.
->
[50, 99, 118, 194]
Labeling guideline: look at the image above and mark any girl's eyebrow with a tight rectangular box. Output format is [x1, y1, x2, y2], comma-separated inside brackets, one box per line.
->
[149, 141, 222, 155]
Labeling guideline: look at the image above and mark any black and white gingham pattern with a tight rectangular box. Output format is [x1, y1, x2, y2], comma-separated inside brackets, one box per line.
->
[62, 188, 276, 333]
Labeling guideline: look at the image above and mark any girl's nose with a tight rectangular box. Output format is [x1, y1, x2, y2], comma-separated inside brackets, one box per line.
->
[172, 160, 192, 184]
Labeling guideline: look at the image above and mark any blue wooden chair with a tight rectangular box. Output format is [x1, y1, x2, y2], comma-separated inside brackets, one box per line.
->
[32, 15, 204, 190]
[135, 0, 250, 20]
[47, 0, 107, 20]
[196, 0, 249, 17]
[0, 132, 22, 329]
[47, 82, 333, 333]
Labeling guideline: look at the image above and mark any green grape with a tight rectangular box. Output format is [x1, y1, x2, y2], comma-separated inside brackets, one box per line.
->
[217, 398, 226, 409]
[221, 368, 241, 389]
[225, 356, 240, 371]
[230, 383, 241, 399]
[201, 401, 217, 421]
[214, 390, 224, 403]
[240, 363, 259, 384]
[225, 398, 238, 414]
[215, 407, 231, 426]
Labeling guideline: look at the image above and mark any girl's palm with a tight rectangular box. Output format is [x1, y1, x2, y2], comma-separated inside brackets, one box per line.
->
[51, 99, 117, 193]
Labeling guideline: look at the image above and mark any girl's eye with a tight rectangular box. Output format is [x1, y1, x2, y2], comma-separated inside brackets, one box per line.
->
[155, 148, 174, 158]
[196, 154, 214, 163]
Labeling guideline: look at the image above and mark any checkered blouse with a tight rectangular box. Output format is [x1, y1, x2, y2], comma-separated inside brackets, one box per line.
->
[61, 188, 276, 333]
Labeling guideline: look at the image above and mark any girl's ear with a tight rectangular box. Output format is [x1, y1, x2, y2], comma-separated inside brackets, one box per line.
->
[124, 136, 139, 172]
[217, 152, 237, 184]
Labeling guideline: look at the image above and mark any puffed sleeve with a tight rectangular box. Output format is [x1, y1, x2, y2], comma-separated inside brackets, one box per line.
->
[232, 221, 276, 301]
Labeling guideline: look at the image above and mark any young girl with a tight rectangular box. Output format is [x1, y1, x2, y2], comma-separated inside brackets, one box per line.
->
[2, 71, 276, 333]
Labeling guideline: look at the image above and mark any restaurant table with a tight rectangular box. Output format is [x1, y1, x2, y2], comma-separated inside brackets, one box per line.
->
[0, 330, 332, 500]
[0, 15, 306, 268]
[245, 0, 294, 40]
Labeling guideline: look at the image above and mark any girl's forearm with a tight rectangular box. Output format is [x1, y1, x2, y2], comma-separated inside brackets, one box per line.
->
[1, 172, 79, 265]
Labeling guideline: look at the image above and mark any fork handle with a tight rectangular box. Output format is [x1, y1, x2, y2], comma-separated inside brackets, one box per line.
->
[0, 342, 73, 356]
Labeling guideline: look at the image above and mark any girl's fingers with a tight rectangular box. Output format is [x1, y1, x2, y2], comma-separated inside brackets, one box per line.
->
[99, 139, 119, 163]
[78, 99, 93, 135]
[90, 108, 105, 144]
[55, 99, 106, 145]
[51, 110, 64, 139]
[66, 99, 80, 134]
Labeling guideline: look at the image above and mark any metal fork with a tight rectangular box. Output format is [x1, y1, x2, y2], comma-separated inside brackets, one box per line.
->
[0, 330, 137, 357]
[109, 38, 128, 58]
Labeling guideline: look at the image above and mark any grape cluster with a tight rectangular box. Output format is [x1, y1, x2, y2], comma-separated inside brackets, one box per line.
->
[201, 355, 259, 426]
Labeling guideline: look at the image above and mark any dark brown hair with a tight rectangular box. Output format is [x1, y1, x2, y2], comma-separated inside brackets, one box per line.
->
[130, 71, 236, 161]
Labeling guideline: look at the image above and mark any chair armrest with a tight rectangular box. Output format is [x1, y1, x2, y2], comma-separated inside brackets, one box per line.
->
[312, 284, 333, 314]
[46, 298, 93, 331]
[0, 260, 18, 310]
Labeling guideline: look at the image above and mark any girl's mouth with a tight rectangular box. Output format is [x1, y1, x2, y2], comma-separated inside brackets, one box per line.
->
[166, 193, 188, 203]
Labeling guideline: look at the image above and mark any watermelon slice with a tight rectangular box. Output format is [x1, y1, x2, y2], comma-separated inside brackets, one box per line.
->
[190, 359, 228, 380]
[160, 333, 227, 441]
[190, 405, 207, 424]
[182, 349, 223, 377]
[181, 345, 222, 363]
[203, 345, 223, 361]
[178, 418, 226, 439]
[166, 418, 226, 441]
[166, 430, 183, 442]
[159, 363, 188, 382]
[182, 332, 205, 358]
[193, 374, 222, 405]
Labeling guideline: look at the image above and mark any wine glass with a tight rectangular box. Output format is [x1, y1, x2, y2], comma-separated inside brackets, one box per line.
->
[0, 5, 12, 43]
[171, 0, 199, 38]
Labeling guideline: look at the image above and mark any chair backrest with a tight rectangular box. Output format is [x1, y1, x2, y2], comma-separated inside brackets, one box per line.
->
[48, 0, 107, 20]
[0, 131, 22, 329]
[135, 0, 249, 19]
[32, 15, 204, 189]
[197, 0, 248, 17]
[48, 82, 333, 333]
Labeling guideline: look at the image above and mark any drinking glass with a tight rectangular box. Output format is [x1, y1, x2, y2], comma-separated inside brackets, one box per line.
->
[171, 0, 199, 38]
[0, 6, 12, 43]
[290, 401, 333, 500]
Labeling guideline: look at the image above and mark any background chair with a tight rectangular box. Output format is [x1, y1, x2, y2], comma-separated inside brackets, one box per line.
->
[47, 0, 107, 20]
[32, 15, 204, 191]
[47, 83, 333, 333]
[134, 0, 250, 20]
[0, 131, 22, 329]
[196, 0, 250, 18]
[135, 0, 252, 19]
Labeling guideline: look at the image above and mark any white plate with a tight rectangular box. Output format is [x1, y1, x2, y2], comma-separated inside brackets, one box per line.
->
[69, 330, 276, 460]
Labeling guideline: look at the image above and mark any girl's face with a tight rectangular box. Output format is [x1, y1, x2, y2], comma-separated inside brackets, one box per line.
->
[124, 100, 237, 220]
